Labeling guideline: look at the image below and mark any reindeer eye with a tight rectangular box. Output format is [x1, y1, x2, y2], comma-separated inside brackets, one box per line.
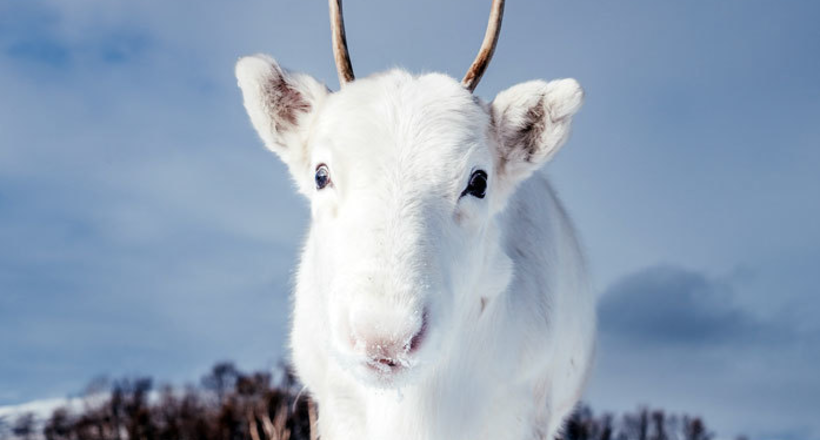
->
[462, 170, 488, 199]
[315, 164, 331, 190]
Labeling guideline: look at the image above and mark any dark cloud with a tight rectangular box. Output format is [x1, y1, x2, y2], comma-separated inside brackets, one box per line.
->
[591, 265, 820, 440]
[599, 265, 789, 347]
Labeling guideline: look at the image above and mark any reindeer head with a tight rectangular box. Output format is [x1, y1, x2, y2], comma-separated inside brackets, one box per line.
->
[236, 0, 583, 387]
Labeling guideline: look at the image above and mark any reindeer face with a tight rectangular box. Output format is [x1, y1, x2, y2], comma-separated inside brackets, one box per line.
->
[237, 0, 582, 388]
[302, 72, 504, 385]
[237, 56, 583, 386]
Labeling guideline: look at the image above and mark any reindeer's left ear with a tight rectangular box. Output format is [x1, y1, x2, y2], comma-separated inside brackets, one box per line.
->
[491, 78, 583, 191]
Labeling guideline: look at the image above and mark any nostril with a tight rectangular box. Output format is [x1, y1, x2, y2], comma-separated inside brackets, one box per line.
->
[377, 358, 398, 367]
[406, 309, 428, 354]
[407, 327, 425, 353]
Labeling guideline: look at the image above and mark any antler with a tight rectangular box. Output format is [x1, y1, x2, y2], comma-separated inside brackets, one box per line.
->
[462, 0, 505, 93]
[329, 0, 355, 87]
[329, 0, 504, 92]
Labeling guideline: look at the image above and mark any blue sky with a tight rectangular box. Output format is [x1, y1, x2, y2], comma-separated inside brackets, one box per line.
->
[1, 0, 818, 439]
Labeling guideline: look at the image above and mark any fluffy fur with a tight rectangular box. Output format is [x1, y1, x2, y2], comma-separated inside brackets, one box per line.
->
[236, 54, 596, 440]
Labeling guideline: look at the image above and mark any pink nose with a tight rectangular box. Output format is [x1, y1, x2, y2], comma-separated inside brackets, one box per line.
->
[349, 306, 427, 368]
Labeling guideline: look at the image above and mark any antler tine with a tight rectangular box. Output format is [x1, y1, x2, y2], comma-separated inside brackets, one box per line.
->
[462, 0, 505, 93]
[329, 0, 355, 87]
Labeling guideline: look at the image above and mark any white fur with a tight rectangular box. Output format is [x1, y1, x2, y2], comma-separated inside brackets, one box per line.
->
[236, 54, 596, 440]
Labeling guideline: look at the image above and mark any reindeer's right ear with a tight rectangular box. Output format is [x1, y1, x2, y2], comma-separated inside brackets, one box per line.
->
[236, 55, 329, 170]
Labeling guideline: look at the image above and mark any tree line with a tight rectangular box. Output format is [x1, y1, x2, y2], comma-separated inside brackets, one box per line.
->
[0, 362, 739, 440]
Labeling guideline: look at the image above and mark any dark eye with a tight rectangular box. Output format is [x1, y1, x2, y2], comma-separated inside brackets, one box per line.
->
[315, 164, 331, 190]
[461, 170, 488, 199]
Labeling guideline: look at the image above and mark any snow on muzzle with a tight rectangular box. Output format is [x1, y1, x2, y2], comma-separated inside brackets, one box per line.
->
[347, 302, 428, 374]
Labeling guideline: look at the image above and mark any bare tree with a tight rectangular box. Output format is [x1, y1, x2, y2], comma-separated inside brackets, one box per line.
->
[43, 408, 71, 440]
[202, 362, 239, 406]
[649, 410, 668, 440]
[683, 417, 712, 440]
[11, 414, 35, 440]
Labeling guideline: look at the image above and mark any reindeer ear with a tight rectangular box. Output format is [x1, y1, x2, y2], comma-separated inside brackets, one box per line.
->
[236, 55, 329, 170]
[491, 79, 583, 190]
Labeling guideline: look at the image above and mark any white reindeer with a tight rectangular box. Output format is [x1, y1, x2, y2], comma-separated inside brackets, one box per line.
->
[235, 1, 596, 438]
